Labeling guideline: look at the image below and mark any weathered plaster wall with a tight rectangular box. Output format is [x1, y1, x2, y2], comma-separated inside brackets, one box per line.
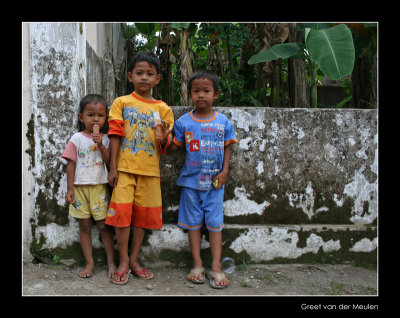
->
[23, 23, 87, 262]
[157, 107, 377, 266]
[23, 22, 126, 261]
[23, 23, 377, 266]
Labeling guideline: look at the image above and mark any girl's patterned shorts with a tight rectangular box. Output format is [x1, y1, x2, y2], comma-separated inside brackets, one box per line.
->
[69, 184, 109, 221]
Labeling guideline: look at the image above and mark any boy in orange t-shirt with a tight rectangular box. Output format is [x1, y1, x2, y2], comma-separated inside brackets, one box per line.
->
[106, 51, 173, 284]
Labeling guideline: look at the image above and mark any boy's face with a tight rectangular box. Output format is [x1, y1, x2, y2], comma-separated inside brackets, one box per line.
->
[190, 78, 220, 110]
[128, 61, 161, 97]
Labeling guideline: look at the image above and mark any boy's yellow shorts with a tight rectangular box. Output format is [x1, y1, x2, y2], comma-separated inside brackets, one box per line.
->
[105, 171, 163, 229]
[69, 184, 109, 221]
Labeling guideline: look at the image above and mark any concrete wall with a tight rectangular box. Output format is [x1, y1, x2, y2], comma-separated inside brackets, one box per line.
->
[22, 22, 126, 261]
[23, 23, 377, 267]
[158, 107, 377, 266]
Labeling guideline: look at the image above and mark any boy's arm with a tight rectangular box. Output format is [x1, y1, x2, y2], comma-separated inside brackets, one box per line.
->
[169, 141, 179, 151]
[159, 120, 172, 148]
[108, 135, 121, 187]
[65, 159, 76, 204]
[212, 145, 231, 189]
[158, 107, 175, 153]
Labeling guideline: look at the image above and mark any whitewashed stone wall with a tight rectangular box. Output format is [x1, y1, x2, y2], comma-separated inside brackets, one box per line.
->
[23, 23, 377, 266]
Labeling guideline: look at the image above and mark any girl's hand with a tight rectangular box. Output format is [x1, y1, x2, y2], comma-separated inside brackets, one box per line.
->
[65, 189, 75, 204]
[92, 132, 103, 148]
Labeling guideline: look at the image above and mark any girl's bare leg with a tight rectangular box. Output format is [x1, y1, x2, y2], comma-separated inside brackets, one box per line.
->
[78, 218, 94, 278]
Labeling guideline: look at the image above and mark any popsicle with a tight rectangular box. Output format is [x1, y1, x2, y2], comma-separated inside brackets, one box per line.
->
[93, 124, 100, 148]
[153, 111, 162, 140]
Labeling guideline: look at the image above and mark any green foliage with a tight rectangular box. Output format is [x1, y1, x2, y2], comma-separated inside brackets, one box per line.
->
[52, 255, 60, 264]
[123, 22, 375, 108]
[248, 43, 304, 65]
[306, 24, 355, 81]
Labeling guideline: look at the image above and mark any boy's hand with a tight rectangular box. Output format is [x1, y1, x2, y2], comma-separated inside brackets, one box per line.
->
[158, 121, 171, 146]
[108, 168, 118, 188]
[65, 189, 75, 204]
[212, 171, 228, 189]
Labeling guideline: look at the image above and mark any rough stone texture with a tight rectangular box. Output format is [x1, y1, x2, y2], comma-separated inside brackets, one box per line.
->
[157, 107, 377, 266]
[28, 23, 86, 229]
[161, 107, 377, 226]
[23, 23, 377, 266]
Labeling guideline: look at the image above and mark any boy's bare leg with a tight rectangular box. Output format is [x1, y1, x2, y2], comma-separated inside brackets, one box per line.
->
[96, 220, 116, 277]
[113, 226, 131, 282]
[209, 231, 230, 287]
[129, 226, 153, 279]
[78, 218, 94, 278]
[187, 229, 203, 281]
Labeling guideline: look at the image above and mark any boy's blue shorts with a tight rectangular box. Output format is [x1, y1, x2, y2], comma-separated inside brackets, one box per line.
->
[177, 186, 224, 232]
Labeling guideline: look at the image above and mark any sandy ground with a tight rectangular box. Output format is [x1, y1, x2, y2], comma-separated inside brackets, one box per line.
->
[22, 260, 377, 297]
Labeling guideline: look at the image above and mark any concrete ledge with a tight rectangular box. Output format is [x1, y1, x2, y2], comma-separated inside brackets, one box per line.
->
[141, 223, 376, 266]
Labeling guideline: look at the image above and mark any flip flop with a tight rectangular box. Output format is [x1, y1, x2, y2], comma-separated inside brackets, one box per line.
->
[112, 269, 131, 285]
[206, 270, 230, 289]
[187, 267, 205, 284]
[133, 267, 154, 280]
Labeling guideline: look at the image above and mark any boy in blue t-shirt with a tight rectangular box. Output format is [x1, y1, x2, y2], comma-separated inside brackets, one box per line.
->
[168, 70, 238, 288]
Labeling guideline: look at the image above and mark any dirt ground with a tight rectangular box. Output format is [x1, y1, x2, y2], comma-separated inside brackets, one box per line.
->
[22, 260, 377, 297]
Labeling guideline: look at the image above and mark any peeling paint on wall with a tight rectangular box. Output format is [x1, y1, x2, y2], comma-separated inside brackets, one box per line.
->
[35, 217, 103, 250]
[142, 225, 209, 256]
[229, 226, 342, 261]
[224, 187, 270, 216]
[349, 238, 377, 252]
[29, 23, 86, 226]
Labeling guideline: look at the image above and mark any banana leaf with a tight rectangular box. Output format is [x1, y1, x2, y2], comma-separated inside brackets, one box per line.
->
[134, 23, 156, 38]
[306, 24, 355, 81]
[248, 42, 303, 65]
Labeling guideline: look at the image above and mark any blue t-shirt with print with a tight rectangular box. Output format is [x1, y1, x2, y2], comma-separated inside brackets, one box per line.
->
[173, 110, 238, 190]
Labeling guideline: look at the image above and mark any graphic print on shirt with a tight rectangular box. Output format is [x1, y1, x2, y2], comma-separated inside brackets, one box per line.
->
[198, 123, 224, 188]
[190, 140, 200, 152]
[121, 105, 156, 156]
[77, 146, 104, 169]
[185, 131, 193, 143]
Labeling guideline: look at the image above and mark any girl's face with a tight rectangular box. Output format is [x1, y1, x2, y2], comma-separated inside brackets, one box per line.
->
[127, 61, 161, 98]
[78, 102, 107, 133]
[190, 78, 220, 111]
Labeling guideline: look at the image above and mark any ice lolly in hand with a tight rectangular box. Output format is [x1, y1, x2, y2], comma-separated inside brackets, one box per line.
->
[92, 124, 100, 147]
[153, 111, 162, 140]
[93, 123, 99, 134]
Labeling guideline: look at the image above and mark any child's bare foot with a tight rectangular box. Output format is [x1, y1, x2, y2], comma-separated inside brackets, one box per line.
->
[108, 264, 116, 278]
[78, 262, 94, 278]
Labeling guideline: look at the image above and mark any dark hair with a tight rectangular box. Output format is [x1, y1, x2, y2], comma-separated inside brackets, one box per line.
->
[188, 70, 220, 93]
[128, 51, 161, 74]
[78, 94, 109, 133]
